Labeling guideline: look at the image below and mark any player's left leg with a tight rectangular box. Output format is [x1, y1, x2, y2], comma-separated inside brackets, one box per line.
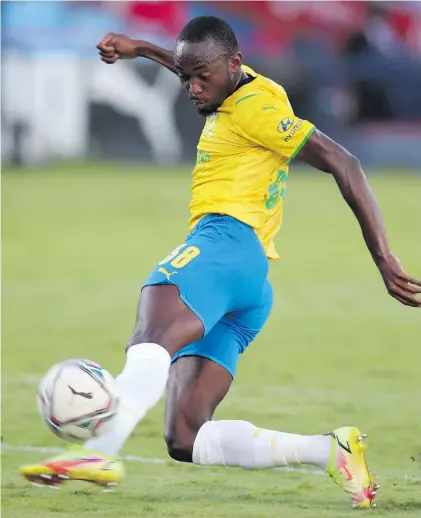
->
[164, 289, 377, 509]
[164, 300, 333, 469]
[165, 353, 333, 469]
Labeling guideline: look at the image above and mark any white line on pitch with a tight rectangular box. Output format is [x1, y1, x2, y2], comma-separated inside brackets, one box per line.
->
[2, 443, 324, 475]
[4, 443, 420, 482]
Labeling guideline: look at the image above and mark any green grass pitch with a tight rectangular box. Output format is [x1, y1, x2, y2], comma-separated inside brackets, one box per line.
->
[2, 163, 421, 517]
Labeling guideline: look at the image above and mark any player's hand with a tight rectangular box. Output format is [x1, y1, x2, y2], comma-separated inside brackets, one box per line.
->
[97, 33, 140, 63]
[378, 254, 421, 307]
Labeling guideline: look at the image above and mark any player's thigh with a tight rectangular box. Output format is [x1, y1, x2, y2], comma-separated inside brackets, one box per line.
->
[164, 355, 233, 462]
[129, 234, 227, 354]
[131, 216, 269, 355]
[128, 284, 204, 357]
[142, 228, 238, 337]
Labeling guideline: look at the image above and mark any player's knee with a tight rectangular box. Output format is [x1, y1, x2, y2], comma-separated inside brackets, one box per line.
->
[164, 407, 206, 463]
[164, 430, 195, 463]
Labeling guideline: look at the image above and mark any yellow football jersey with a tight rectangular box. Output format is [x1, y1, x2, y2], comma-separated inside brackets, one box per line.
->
[189, 65, 315, 259]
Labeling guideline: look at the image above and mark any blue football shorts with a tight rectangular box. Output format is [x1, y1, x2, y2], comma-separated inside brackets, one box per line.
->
[143, 214, 273, 377]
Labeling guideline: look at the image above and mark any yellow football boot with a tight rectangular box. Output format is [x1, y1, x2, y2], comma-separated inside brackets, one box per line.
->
[326, 426, 378, 509]
[20, 445, 124, 489]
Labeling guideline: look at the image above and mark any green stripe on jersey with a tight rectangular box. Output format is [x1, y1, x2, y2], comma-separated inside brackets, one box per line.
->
[287, 126, 316, 165]
[235, 93, 259, 105]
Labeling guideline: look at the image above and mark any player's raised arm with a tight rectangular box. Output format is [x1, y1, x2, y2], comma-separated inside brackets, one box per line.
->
[299, 130, 421, 308]
[97, 33, 176, 74]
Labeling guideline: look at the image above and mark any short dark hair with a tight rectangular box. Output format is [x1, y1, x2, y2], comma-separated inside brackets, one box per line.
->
[177, 16, 238, 55]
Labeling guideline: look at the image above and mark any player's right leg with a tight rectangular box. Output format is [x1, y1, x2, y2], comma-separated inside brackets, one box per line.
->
[20, 215, 265, 487]
[19, 283, 205, 488]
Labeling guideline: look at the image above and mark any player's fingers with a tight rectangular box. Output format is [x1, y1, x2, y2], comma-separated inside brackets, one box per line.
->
[400, 293, 421, 307]
[100, 55, 118, 64]
[97, 33, 116, 52]
[395, 279, 421, 295]
[99, 49, 115, 59]
[393, 294, 418, 307]
[99, 50, 118, 63]
[98, 44, 115, 54]
[389, 286, 420, 307]
[399, 296, 420, 308]
[97, 32, 115, 46]
[397, 273, 421, 287]
[391, 291, 419, 307]
[97, 44, 115, 54]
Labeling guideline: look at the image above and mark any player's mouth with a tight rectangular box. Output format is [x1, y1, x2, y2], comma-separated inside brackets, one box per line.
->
[191, 98, 216, 116]
[191, 98, 207, 108]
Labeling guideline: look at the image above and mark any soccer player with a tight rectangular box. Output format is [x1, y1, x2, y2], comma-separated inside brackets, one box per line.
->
[21, 16, 421, 508]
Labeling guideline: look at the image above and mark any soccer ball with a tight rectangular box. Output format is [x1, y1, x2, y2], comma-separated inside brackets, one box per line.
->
[37, 359, 119, 442]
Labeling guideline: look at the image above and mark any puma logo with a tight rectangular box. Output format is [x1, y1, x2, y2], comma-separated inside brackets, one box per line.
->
[68, 385, 93, 399]
[158, 267, 177, 281]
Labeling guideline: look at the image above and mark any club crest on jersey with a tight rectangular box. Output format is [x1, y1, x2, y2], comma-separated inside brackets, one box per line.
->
[203, 113, 217, 138]
[278, 117, 294, 133]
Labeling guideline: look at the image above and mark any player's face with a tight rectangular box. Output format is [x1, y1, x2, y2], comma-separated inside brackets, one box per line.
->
[175, 41, 243, 116]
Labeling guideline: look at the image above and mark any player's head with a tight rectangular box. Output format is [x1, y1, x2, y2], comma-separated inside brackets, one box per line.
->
[175, 16, 243, 116]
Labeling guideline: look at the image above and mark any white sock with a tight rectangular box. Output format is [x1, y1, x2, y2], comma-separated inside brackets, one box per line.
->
[85, 343, 170, 456]
[193, 420, 331, 470]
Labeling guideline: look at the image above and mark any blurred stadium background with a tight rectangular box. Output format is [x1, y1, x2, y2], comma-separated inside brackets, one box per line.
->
[2, 0, 421, 167]
[2, 2, 421, 517]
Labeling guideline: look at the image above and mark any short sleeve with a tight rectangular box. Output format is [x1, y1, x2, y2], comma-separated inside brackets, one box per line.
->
[233, 95, 316, 162]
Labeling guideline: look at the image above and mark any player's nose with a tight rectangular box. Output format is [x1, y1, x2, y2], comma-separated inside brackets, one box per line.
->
[189, 79, 203, 97]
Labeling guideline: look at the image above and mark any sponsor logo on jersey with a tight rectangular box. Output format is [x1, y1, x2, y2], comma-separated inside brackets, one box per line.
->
[283, 119, 303, 142]
[278, 116, 294, 133]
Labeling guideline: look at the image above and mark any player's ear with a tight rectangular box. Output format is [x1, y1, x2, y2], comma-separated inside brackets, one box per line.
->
[230, 52, 243, 73]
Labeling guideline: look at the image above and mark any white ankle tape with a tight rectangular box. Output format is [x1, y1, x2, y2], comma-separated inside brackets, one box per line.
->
[193, 421, 224, 466]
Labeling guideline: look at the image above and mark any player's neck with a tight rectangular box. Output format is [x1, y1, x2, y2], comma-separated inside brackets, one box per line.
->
[234, 70, 247, 89]
[227, 71, 248, 98]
